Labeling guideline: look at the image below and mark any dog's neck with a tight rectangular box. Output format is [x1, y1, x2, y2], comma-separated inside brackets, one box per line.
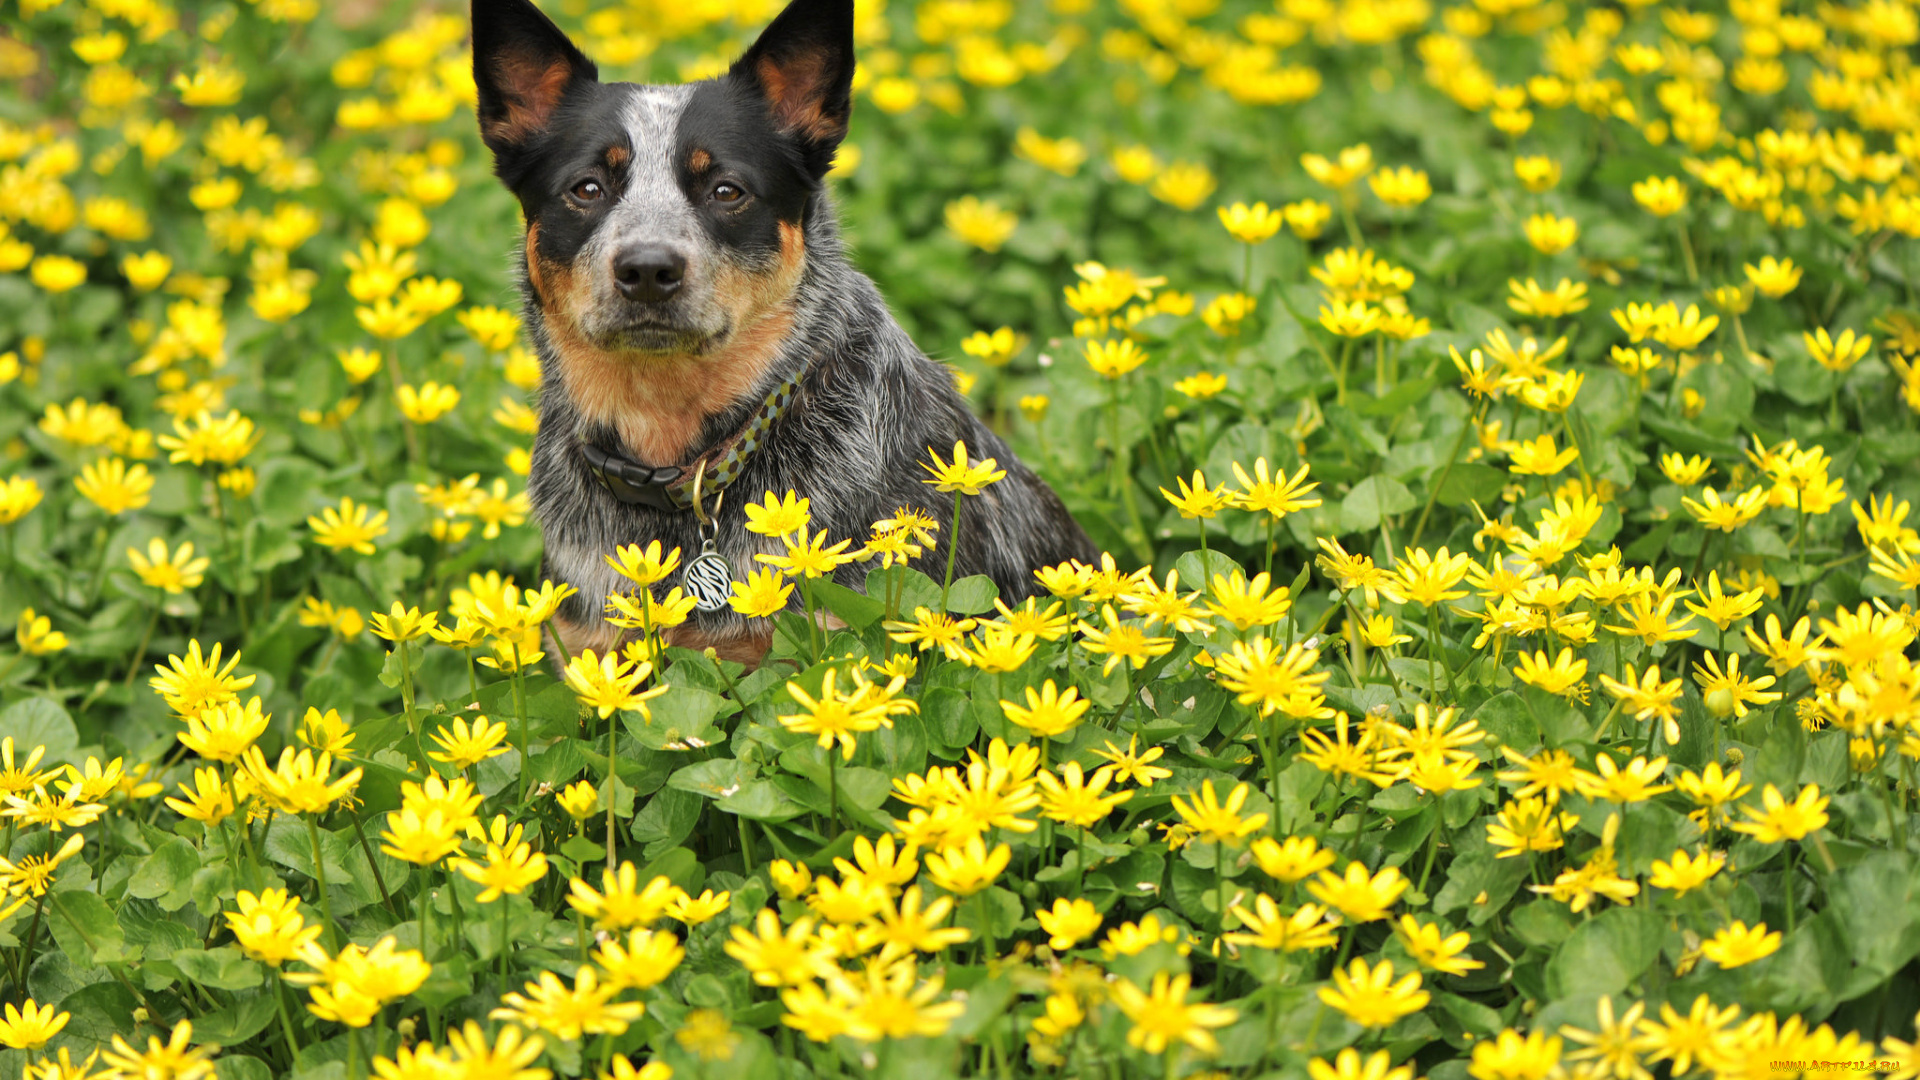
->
[546, 301, 799, 466]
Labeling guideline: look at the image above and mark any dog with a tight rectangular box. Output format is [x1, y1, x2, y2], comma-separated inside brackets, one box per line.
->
[472, 0, 1098, 665]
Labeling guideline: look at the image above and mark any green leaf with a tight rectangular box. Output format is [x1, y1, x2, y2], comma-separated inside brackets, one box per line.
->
[668, 758, 756, 799]
[173, 946, 264, 990]
[127, 836, 201, 912]
[920, 687, 976, 751]
[1342, 475, 1418, 532]
[810, 579, 886, 629]
[1434, 462, 1508, 509]
[0, 697, 79, 765]
[1470, 692, 1539, 753]
[627, 684, 726, 750]
[215, 1057, 273, 1080]
[1543, 905, 1662, 998]
[944, 574, 999, 614]
[50, 892, 132, 966]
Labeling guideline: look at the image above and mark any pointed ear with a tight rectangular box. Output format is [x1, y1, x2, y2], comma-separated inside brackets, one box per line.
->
[471, 0, 598, 155]
[730, 0, 855, 171]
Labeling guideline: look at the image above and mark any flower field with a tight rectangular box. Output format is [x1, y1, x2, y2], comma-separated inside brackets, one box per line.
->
[5, 0, 1920, 1077]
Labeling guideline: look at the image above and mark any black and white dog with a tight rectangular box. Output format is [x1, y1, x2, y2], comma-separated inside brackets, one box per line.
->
[472, 0, 1096, 663]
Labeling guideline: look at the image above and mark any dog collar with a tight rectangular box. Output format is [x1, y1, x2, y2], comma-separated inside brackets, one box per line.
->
[577, 362, 808, 513]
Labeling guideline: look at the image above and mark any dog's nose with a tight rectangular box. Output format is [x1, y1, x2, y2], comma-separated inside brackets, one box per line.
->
[612, 246, 687, 302]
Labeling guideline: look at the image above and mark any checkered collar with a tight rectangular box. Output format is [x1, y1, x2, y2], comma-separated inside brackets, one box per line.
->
[576, 361, 809, 514]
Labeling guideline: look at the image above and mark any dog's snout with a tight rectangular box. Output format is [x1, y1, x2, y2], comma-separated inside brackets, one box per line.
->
[612, 245, 687, 302]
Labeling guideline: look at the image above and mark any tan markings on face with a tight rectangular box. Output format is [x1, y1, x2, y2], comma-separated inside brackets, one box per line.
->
[756, 54, 844, 143]
[546, 226, 808, 465]
[548, 612, 623, 659]
[485, 55, 575, 145]
[523, 221, 546, 301]
[664, 622, 775, 669]
[605, 145, 630, 169]
[688, 148, 712, 172]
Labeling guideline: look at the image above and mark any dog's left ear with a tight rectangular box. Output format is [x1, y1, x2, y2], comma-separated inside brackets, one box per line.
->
[730, 0, 855, 176]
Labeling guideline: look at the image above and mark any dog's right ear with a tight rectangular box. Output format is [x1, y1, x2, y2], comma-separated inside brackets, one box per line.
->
[472, 0, 598, 157]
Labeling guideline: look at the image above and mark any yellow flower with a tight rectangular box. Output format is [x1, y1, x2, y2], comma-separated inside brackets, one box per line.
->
[1506, 433, 1579, 476]
[29, 255, 86, 293]
[1149, 160, 1216, 210]
[1084, 337, 1149, 379]
[556, 780, 598, 821]
[73, 457, 152, 515]
[943, 196, 1016, 252]
[173, 61, 245, 106]
[1652, 304, 1719, 351]
[1512, 647, 1588, 697]
[1700, 921, 1781, 968]
[1523, 214, 1578, 255]
[1320, 297, 1380, 337]
[396, 381, 460, 424]
[1318, 957, 1428, 1029]
[999, 679, 1090, 740]
[728, 566, 794, 618]
[1217, 201, 1282, 244]
[1074, 604, 1174, 675]
[1692, 652, 1781, 719]
[779, 668, 899, 760]
[1803, 327, 1873, 372]
[1469, 1028, 1562, 1080]
[122, 250, 171, 290]
[1743, 255, 1802, 298]
[1173, 371, 1228, 398]
[1507, 278, 1589, 318]
[1283, 199, 1334, 238]
[1301, 144, 1374, 189]
[428, 715, 511, 770]
[159, 410, 260, 466]
[564, 650, 667, 720]
[1111, 972, 1238, 1056]
[1731, 783, 1828, 843]
[224, 888, 322, 967]
[960, 326, 1023, 367]
[121, 537, 206, 594]
[0, 476, 44, 526]
[1368, 165, 1431, 208]
[922, 834, 1009, 896]
[1110, 144, 1158, 184]
[1648, 848, 1725, 895]
[1631, 176, 1687, 216]
[1396, 915, 1485, 975]
[0, 1000, 68, 1050]
[921, 440, 1006, 494]
[308, 496, 389, 555]
[15, 608, 67, 656]
[1012, 127, 1085, 176]
[1171, 779, 1268, 845]
[1681, 485, 1769, 531]
[1035, 898, 1102, 950]
[1512, 155, 1561, 193]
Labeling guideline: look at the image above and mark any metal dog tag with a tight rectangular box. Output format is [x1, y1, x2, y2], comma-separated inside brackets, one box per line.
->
[683, 539, 734, 613]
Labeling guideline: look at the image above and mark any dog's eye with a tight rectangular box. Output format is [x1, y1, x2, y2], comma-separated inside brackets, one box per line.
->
[712, 183, 745, 204]
[571, 179, 605, 202]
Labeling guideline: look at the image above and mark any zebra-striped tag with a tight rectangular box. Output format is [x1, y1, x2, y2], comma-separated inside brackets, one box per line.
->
[683, 545, 734, 613]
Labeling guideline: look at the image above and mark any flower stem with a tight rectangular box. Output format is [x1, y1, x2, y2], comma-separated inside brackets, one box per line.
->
[940, 490, 963, 613]
[303, 815, 340, 949]
[123, 601, 161, 688]
[512, 644, 529, 803]
[827, 748, 840, 835]
[275, 982, 303, 1064]
[498, 893, 511, 996]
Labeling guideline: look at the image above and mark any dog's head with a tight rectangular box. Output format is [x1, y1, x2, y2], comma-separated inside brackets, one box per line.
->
[472, 0, 853, 359]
